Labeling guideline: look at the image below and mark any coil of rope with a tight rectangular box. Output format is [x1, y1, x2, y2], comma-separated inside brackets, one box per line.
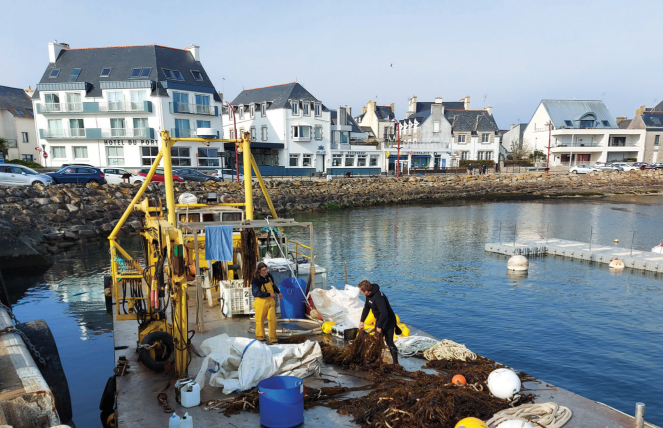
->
[423, 339, 477, 361]
[393, 335, 439, 357]
[486, 402, 572, 428]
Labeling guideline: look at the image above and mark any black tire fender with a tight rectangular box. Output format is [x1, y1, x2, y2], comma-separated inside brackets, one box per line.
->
[137, 331, 174, 373]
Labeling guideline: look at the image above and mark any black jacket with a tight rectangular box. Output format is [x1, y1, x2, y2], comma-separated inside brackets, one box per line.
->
[251, 273, 280, 298]
[360, 284, 397, 330]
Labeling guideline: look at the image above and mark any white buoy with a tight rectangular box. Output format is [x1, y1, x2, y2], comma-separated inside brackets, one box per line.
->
[507, 255, 528, 271]
[487, 368, 521, 400]
[609, 258, 625, 269]
[496, 421, 535, 428]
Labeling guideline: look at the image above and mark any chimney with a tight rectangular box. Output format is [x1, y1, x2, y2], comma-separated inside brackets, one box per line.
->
[338, 106, 347, 125]
[485, 106, 493, 115]
[463, 95, 470, 110]
[510, 123, 516, 129]
[347, 106, 351, 117]
[390, 102, 395, 113]
[434, 97, 443, 104]
[186, 44, 200, 61]
[25, 86, 35, 97]
[48, 40, 69, 63]
[362, 106, 367, 114]
[636, 107, 644, 117]
[615, 116, 627, 124]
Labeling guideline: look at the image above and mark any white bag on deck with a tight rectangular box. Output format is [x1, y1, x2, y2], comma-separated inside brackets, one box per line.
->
[309, 285, 365, 328]
[194, 334, 322, 394]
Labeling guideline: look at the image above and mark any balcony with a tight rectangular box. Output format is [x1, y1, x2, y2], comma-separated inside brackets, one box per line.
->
[39, 128, 102, 139]
[98, 101, 153, 113]
[37, 102, 83, 113]
[101, 128, 156, 139]
[170, 128, 193, 138]
[170, 102, 217, 116]
[36, 100, 152, 114]
[387, 142, 451, 150]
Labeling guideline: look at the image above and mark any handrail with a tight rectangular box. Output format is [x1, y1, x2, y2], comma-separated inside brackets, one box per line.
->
[287, 239, 312, 260]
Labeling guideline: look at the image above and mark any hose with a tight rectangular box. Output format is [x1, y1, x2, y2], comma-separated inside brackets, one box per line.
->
[423, 339, 477, 362]
[393, 335, 439, 357]
[247, 318, 322, 337]
[486, 402, 572, 428]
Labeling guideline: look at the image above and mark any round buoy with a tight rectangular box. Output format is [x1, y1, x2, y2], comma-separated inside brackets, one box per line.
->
[609, 258, 625, 269]
[452, 374, 467, 385]
[455, 417, 489, 428]
[614, 239, 619, 244]
[507, 255, 528, 271]
[496, 420, 535, 428]
[321, 321, 336, 335]
[487, 368, 521, 400]
[397, 323, 410, 337]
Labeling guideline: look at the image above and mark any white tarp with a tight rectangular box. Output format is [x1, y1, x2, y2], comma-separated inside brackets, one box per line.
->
[309, 285, 365, 328]
[194, 334, 322, 394]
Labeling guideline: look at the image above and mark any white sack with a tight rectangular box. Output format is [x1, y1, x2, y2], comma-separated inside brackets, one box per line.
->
[194, 334, 322, 394]
[309, 285, 365, 328]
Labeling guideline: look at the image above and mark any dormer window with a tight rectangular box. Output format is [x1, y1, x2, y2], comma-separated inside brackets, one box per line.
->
[228, 107, 233, 120]
[602, 120, 610, 126]
[314, 103, 321, 116]
[69, 68, 81, 82]
[100, 68, 112, 77]
[131, 68, 142, 78]
[303, 102, 309, 116]
[250, 105, 255, 119]
[292, 101, 298, 115]
[579, 113, 596, 129]
[49, 69, 60, 78]
[261, 102, 266, 117]
[163, 69, 184, 80]
[239, 105, 244, 119]
[173, 70, 184, 80]
[564, 120, 573, 127]
[191, 70, 203, 81]
[140, 68, 152, 77]
[131, 67, 152, 78]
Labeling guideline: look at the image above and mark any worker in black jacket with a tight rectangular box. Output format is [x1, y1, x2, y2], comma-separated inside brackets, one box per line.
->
[252, 262, 282, 344]
[358, 280, 401, 365]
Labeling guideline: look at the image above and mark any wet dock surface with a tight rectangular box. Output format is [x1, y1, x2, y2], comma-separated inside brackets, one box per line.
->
[113, 290, 659, 428]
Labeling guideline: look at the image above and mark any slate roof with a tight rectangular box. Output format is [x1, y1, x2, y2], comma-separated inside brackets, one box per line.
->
[653, 100, 663, 112]
[35, 45, 220, 101]
[414, 101, 464, 115]
[376, 106, 395, 120]
[538, 100, 617, 129]
[330, 110, 362, 133]
[640, 112, 663, 129]
[359, 126, 375, 137]
[444, 110, 500, 134]
[618, 119, 632, 129]
[230, 82, 328, 111]
[0, 86, 34, 118]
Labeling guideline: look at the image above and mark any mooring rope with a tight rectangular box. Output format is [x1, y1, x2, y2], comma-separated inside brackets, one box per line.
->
[423, 339, 477, 362]
[486, 402, 572, 428]
[393, 335, 439, 357]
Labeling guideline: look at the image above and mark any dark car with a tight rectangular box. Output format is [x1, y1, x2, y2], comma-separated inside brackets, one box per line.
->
[174, 168, 223, 182]
[632, 162, 648, 170]
[46, 166, 107, 184]
[137, 168, 184, 182]
[61, 163, 95, 168]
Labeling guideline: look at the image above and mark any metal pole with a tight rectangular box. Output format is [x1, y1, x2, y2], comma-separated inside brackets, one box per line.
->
[344, 262, 348, 284]
[498, 222, 502, 243]
[546, 121, 551, 173]
[546, 225, 549, 245]
[513, 224, 517, 250]
[396, 121, 401, 178]
[631, 230, 635, 256]
[635, 402, 645, 428]
[193, 228, 204, 333]
[162, 132, 177, 227]
[309, 224, 316, 290]
[242, 133, 253, 220]
[589, 226, 593, 251]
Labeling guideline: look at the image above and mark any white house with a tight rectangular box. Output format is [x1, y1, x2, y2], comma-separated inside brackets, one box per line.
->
[523, 100, 645, 166]
[0, 85, 38, 162]
[329, 106, 382, 175]
[224, 82, 331, 176]
[32, 42, 224, 169]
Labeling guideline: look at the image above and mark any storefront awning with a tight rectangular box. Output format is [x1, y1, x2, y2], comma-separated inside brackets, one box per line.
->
[224, 142, 284, 150]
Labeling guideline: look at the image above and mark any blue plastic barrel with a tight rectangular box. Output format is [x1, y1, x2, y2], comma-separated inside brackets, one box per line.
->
[280, 278, 306, 319]
[258, 376, 304, 428]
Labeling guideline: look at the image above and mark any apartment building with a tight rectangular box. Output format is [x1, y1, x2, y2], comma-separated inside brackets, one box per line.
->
[0, 85, 38, 162]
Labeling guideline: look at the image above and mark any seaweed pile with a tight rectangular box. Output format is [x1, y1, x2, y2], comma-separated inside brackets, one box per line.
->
[425, 356, 536, 386]
[278, 336, 309, 345]
[319, 330, 386, 371]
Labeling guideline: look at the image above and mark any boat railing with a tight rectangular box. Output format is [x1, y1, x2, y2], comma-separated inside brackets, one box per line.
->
[287, 239, 312, 260]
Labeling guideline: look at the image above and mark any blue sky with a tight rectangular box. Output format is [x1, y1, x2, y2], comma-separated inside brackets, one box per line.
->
[1, 0, 660, 128]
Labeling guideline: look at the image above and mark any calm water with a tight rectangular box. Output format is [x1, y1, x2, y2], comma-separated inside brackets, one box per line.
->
[4, 195, 663, 426]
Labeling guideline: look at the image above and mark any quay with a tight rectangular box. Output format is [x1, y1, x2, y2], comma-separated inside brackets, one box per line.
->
[485, 238, 663, 272]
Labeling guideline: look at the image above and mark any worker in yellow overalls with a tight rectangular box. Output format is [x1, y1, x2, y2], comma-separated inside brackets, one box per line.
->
[251, 262, 282, 344]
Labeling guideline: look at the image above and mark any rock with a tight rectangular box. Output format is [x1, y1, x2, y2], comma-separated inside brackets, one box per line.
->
[66, 204, 79, 213]
[50, 196, 62, 204]
[35, 198, 51, 205]
[79, 229, 95, 238]
[129, 221, 142, 230]
[56, 209, 69, 217]
[63, 231, 78, 241]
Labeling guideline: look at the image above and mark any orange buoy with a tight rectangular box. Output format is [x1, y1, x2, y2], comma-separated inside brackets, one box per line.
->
[452, 374, 467, 386]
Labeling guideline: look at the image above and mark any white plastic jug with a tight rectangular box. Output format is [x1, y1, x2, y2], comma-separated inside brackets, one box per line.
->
[179, 412, 193, 428]
[181, 382, 201, 408]
[168, 412, 180, 428]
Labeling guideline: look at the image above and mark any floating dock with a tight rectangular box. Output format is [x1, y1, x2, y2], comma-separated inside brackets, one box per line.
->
[112, 289, 660, 428]
[485, 238, 663, 273]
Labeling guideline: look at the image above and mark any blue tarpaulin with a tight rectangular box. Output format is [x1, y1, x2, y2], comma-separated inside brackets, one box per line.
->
[205, 225, 234, 261]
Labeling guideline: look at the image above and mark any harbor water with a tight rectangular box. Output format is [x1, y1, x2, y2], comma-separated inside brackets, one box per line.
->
[4, 194, 663, 426]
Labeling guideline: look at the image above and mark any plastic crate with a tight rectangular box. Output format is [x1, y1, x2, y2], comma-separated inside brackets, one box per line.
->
[220, 280, 281, 316]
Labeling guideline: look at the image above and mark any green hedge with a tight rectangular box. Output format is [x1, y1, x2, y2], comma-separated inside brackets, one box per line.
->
[459, 160, 495, 168]
[7, 159, 44, 169]
[504, 160, 533, 167]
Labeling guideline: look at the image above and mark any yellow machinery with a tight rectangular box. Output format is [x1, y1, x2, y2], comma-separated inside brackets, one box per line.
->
[108, 130, 316, 377]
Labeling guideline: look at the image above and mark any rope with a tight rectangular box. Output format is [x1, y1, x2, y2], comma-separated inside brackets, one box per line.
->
[486, 402, 573, 428]
[393, 335, 439, 357]
[423, 339, 477, 362]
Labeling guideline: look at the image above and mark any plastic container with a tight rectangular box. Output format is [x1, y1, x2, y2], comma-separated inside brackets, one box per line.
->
[258, 376, 304, 428]
[168, 413, 180, 428]
[181, 381, 200, 408]
[180, 412, 193, 428]
[279, 278, 307, 319]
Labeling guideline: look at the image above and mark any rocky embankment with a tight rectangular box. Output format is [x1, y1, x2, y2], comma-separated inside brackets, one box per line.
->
[1, 170, 663, 268]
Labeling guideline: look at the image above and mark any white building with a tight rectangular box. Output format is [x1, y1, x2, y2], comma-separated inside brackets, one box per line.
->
[224, 82, 331, 176]
[0, 85, 38, 162]
[523, 100, 645, 166]
[329, 106, 382, 175]
[32, 42, 224, 169]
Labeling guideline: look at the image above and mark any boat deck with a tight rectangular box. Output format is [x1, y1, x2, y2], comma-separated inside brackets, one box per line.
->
[112, 289, 659, 428]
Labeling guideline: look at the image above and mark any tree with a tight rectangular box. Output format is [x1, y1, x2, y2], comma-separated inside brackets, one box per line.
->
[0, 137, 9, 159]
[529, 150, 546, 161]
[510, 138, 532, 161]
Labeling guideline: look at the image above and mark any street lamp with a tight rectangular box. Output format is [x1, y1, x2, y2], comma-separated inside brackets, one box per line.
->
[393, 118, 401, 178]
[546, 121, 552, 173]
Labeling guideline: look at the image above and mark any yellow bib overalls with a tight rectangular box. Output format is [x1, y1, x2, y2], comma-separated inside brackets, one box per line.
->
[253, 277, 277, 343]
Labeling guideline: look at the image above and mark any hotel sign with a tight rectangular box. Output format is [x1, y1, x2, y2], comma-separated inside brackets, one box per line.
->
[102, 139, 159, 146]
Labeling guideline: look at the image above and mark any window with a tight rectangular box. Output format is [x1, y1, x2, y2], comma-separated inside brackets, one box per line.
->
[477, 151, 493, 160]
[47, 119, 63, 137]
[229, 129, 235, 139]
[66, 92, 82, 111]
[141, 146, 159, 166]
[369, 155, 379, 167]
[292, 126, 311, 139]
[289, 154, 299, 167]
[163, 69, 175, 79]
[239, 105, 244, 119]
[345, 155, 355, 167]
[130, 90, 146, 110]
[602, 120, 610, 126]
[564, 120, 573, 127]
[461, 151, 470, 160]
[140, 67, 151, 77]
[332, 154, 342, 166]
[191, 70, 203, 81]
[130, 68, 142, 78]
[173, 92, 189, 112]
[69, 68, 81, 82]
[173, 70, 184, 80]
[100, 68, 112, 77]
[315, 126, 322, 140]
[457, 134, 466, 143]
[73, 146, 88, 159]
[261, 103, 266, 117]
[6, 139, 17, 148]
[22, 155, 34, 162]
[291, 101, 298, 115]
[251, 148, 278, 166]
[250, 105, 255, 119]
[52, 147, 66, 158]
[108, 92, 123, 111]
[133, 118, 148, 137]
[656, 135, 660, 146]
[111, 118, 126, 137]
[302, 154, 312, 167]
[70, 119, 85, 137]
[196, 120, 211, 129]
[303, 103, 309, 115]
[261, 126, 268, 141]
[106, 146, 125, 166]
[250, 127, 256, 141]
[195, 94, 210, 114]
[357, 155, 367, 167]
[175, 119, 190, 137]
[45, 93, 60, 112]
[171, 147, 191, 166]
[482, 133, 489, 143]
[433, 121, 440, 133]
[21, 132, 28, 143]
[314, 103, 321, 116]
[49, 69, 60, 78]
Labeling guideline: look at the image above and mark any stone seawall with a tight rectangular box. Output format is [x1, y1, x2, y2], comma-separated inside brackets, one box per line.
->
[1, 170, 663, 265]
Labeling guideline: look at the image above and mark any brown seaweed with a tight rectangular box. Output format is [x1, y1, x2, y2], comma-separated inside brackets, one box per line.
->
[277, 336, 309, 345]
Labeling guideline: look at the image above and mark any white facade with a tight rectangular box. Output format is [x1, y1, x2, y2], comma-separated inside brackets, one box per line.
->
[0, 87, 38, 163]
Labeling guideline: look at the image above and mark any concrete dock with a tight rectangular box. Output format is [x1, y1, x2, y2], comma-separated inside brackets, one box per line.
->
[111, 287, 660, 428]
[485, 238, 663, 273]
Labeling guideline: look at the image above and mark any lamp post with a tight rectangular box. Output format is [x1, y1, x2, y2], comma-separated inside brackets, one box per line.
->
[393, 118, 401, 178]
[546, 121, 552, 173]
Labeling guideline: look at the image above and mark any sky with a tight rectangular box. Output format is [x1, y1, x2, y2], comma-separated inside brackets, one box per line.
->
[1, 0, 661, 129]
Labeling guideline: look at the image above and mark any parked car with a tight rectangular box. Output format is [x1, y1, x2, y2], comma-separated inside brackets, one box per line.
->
[46, 166, 107, 184]
[0, 164, 55, 186]
[632, 162, 648, 170]
[137, 168, 184, 182]
[61, 163, 96, 168]
[592, 162, 623, 171]
[610, 162, 640, 171]
[102, 168, 145, 185]
[173, 168, 223, 183]
[569, 164, 600, 174]
[212, 169, 244, 181]
[650, 162, 663, 169]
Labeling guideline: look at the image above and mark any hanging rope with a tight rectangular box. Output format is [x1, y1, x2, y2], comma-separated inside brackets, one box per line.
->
[486, 402, 572, 428]
[393, 335, 439, 357]
[423, 339, 477, 362]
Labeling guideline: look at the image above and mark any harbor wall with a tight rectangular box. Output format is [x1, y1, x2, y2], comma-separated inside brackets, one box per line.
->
[2, 170, 663, 260]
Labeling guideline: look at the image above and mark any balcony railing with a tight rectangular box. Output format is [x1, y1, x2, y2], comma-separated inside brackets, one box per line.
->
[170, 128, 193, 138]
[40, 128, 102, 139]
[101, 128, 155, 138]
[555, 142, 601, 148]
[386, 142, 451, 150]
[170, 102, 216, 116]
[36, 100, 152, 114]
[98, 101, 152, 113]
[38, 102, 83, 113]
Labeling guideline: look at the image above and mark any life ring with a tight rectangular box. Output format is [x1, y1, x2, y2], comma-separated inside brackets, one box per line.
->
[138, 331, 174, 373]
